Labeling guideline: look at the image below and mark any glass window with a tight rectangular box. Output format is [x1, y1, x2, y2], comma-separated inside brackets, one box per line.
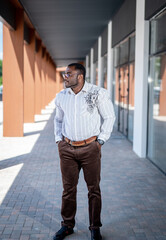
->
[103, 54, 107, 89]
[148, 10, 166, 174]
[113, 35, 135, 141]
[114, 47, 119, 67]
[128, 63, 135, 142]
[113, 66, 119, 130]
[150, 12, 166, 55]
[89, 65, 91, 83]
[120, 40, 129, 65]
[95, 61, 98, 86]
[129, 36, 135, 62]
[148, 55, 166, 173]
[119, 64, 129, 136]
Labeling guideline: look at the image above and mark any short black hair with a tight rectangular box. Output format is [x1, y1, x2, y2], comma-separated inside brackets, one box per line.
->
[68, 63, 86, 80]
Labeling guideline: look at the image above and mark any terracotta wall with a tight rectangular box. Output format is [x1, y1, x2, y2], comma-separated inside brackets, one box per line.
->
[24, 29, 35, 123]
[41, 49, 46, 110]
[3, 9, 24, 136]
[34, 41, 42, 115]
[2, 2, 58, 136]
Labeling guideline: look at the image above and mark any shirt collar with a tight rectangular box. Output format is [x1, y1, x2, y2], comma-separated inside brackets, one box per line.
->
[81, 81, 89, 93]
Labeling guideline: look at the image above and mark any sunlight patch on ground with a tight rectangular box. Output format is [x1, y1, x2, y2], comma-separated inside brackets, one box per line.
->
[0, 163, 23, 204]
[0, 101, 55, 161]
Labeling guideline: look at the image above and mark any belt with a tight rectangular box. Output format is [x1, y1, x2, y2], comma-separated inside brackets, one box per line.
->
[63, 136, 97, 146]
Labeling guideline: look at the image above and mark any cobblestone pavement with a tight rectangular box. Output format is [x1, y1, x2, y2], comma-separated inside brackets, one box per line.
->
[0, 101, 166, 240]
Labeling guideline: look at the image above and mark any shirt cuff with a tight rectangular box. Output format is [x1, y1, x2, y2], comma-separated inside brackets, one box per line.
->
[97, 133, 109, 142]
[55, 136, 62, 143]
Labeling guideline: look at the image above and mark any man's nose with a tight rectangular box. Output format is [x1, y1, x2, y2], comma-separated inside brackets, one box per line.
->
[64, 74, 68, 79]
[63, 73, 68, 79]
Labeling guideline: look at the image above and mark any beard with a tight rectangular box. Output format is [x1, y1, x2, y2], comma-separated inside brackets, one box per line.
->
[64, 78, 78, 88]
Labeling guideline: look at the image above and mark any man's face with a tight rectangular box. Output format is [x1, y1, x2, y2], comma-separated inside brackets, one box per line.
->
[63, 66, 79, 88]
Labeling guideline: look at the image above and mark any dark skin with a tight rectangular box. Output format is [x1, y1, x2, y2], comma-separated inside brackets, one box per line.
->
[64, 66, 84, 94]
[63, 65, 101, 149]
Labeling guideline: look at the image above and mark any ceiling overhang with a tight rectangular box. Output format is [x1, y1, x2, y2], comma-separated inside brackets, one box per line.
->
[19, 0, 124, 67]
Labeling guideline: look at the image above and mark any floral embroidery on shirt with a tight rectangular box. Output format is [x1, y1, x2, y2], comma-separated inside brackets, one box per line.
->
[84, 90, 99, 113]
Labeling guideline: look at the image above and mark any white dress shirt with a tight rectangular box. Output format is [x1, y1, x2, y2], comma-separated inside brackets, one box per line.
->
[54, 81, 115, 142]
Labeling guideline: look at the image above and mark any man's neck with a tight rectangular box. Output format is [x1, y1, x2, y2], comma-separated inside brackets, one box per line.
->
[72, 82, 84, 94]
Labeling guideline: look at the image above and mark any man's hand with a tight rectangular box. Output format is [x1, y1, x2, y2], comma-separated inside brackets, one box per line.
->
[96, 141, 102, 150]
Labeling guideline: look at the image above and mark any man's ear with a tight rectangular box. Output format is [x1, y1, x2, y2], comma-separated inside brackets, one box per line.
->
[78, 74, 84, 81]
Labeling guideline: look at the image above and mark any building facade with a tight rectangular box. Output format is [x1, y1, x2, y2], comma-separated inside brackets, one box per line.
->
[86, 0, 166, 174]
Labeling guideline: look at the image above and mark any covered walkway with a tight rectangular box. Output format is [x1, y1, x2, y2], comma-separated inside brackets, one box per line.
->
[0, 102, 166, 240]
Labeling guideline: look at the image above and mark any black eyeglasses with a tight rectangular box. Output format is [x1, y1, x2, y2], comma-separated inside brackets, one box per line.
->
[62, 72, 78, 79]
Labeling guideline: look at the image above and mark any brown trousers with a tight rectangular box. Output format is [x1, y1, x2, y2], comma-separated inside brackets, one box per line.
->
[58, 140, 102, 230]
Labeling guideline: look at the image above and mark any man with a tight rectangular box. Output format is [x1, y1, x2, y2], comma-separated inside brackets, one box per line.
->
[53, 63, 115, 240]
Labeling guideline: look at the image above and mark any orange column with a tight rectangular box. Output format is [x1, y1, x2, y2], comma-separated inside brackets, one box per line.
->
[24, 29, 35, 122]
[51, 61, 55, 101]
[60, 75, 63, 91]
[48, 57, 51, 103]
[56, 71, 60, 94]
[34, 40, 42, 114]
[50, 61, 52, 101]
[53, 63, 57, 99]
[50, 60, 54, 101]
[56, 70, 64, 94]
[49, 61, 51, 102]
[45, 54, 50, 106]
[3, 9, 24, 137]
[54, 67, 57, 96]
[45, 54, 48, 106]
[45, 56, 57, 105]
[41, 48, 46, 109]
[53, 66, 57, 99]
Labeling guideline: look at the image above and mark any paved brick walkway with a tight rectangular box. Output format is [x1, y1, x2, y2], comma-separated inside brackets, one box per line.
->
[0, 101, 166, 240]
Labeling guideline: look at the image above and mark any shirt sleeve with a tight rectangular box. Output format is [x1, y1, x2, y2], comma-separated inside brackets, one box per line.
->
[54, 94, 64, 142]
[97, 88, 116, 142]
